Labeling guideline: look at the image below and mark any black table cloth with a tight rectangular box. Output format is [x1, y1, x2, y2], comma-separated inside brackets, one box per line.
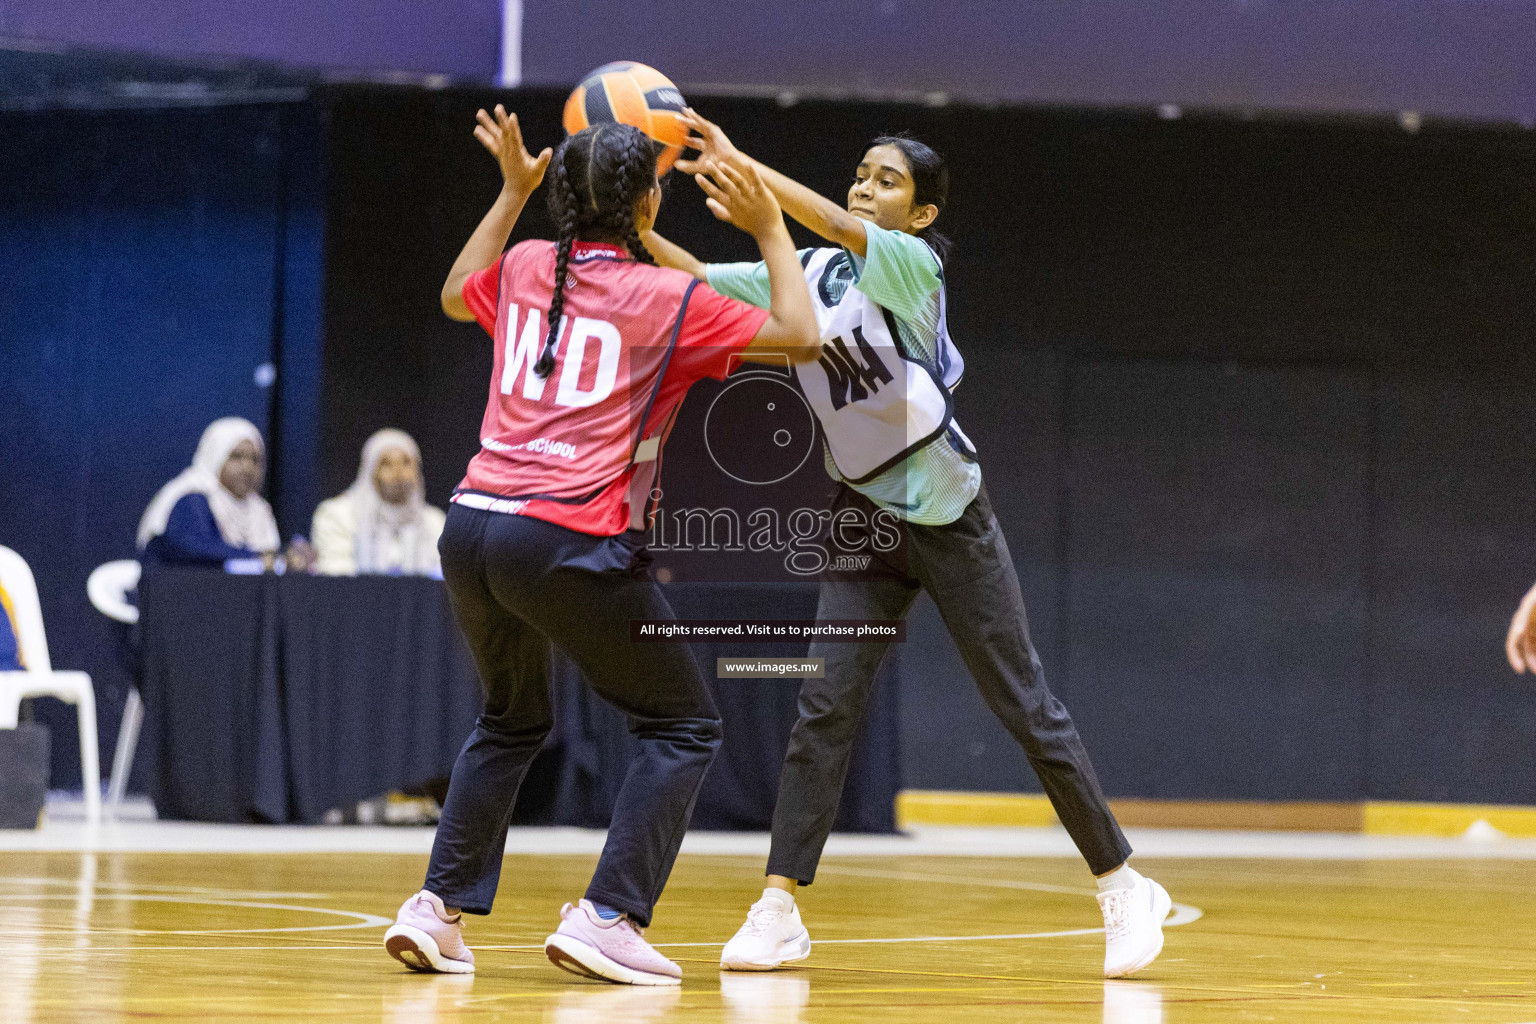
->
[137, 567, 898, 832]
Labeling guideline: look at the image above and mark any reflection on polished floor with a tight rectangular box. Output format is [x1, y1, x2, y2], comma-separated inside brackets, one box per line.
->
[2, 847, 1534, 1022]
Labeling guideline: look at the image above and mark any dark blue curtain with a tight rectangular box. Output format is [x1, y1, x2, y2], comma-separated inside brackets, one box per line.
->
[0, 102, 323, 788]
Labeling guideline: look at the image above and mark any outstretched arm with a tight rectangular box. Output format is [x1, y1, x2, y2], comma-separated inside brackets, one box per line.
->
[441, 105, 553, 322]
[677, 110, 869, 258]
[640, 229, 707, 280]
[692, 156, 820, 363]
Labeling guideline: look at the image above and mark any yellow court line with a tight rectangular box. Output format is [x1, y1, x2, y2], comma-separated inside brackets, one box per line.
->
[25, 944, 386, 953]
[453, 988, 650, 1004]
[679, 959, 1099, 984]
[705, 962, 1380, 1000]
[897, 789, 1536, 837]
[1363, 801, 1536, 838]
[897, 790, 1059, 828]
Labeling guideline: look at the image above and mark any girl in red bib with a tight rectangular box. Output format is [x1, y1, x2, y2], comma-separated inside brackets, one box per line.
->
[383, 107, 819, 986]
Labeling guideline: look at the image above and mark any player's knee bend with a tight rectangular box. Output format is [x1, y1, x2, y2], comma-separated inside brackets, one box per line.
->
[634, 715, 722, 758]
[689, 715, 724, 749]
[787, 704, 863, 753]
[676, 721, 722, 769]
[694, 715, 725, 753]
[977, 670, 1057, 720]
[475, 713, 553, 749]
[1016, 712, 1085, 763]
[796, 687, 867, 731]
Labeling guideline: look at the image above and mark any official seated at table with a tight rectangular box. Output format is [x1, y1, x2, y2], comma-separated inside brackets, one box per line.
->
[310, 428, 445, 577]
[137, 417, 286, 567]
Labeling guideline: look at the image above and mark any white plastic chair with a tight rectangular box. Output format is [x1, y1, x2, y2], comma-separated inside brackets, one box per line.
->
[0, 545, 101, 827]
[87, 560, 141, 820]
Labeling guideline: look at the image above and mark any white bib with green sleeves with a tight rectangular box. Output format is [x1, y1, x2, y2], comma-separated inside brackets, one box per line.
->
[795, 246, 968, 484]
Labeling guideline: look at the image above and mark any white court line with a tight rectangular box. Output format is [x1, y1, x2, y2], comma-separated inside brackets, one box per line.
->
[0, 876, 331, 901]
[478, 909, 1195, 952]
[1, 863, 1202, 949]
[649, 930, 1104, 948]
[0, 893, 391, 934]
[478, 866, 1206, 949]
[817, 864, 1096, 896]
[817, 863, 1204, 926]
[643, 901, 1203, 948]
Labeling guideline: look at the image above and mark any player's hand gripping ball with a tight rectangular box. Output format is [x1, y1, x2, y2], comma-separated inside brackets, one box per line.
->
[564, 62, 689, 174]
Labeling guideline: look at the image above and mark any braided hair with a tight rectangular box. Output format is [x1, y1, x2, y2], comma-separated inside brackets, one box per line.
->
[535, 123, 659, 378]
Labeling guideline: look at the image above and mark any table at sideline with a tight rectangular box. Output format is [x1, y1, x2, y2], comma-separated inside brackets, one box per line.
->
[137, 567, 899, 830]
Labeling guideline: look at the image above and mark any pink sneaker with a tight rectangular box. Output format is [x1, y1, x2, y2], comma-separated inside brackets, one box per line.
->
[543, 900, 682, 986]
[384, 890, 475, 974]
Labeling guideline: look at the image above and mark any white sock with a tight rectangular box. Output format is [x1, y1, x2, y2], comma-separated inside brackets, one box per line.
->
[1096, 864, 1140, 894]
[761, 886, 795, 909]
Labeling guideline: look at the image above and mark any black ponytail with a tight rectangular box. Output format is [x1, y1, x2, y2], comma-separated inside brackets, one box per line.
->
[537, 123, 660, 378]
[610, 128, 658, 270]
[869, 133, 953, 265]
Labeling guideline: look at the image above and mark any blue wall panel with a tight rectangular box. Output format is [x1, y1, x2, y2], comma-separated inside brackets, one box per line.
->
[0, 104, 321, 787]
[1064, 361, 1374, 801]
[1369, 373, 1536, 803]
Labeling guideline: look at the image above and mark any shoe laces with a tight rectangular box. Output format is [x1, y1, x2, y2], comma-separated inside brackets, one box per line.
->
[590, 906, 646, 942]
[742, 898, 785, 936]
[1099, 889, 1131, 940]
[611, 917, 668, 964]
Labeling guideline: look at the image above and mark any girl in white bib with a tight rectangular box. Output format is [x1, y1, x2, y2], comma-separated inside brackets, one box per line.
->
[646, 111, 1173, 980]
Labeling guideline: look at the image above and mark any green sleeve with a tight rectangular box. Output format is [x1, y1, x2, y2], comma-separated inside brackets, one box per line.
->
[705, 261, 773, 311]
[704, 250, 814, 312]
[851, 222, 942, 325]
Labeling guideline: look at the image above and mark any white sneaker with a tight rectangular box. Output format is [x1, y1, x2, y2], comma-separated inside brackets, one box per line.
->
[1097, 873, 1173, 978]
[719, 892, 811, 971]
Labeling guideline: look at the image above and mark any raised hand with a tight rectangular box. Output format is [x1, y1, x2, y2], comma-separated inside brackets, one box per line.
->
[675, 108, 740, 177]
[1507, 581, 1536, 674]
[474, 104, 553, 195]
[694, 155, 783, 239]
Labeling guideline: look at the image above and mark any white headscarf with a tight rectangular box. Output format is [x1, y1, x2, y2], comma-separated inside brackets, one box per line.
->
[348, 428, 438, 574]
[137, 417, 281, 553]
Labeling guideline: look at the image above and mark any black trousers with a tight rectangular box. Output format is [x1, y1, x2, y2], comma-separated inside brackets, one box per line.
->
[424, 505, 721, 927]
[767, 482, 1133, 882]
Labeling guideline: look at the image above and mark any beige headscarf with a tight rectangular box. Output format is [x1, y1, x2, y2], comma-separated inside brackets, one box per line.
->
[137, 417, 281, 553]
[348, 428, 438, 574]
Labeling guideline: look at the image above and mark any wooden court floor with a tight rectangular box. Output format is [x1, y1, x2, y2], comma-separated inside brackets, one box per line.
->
[3, 850, 1534, 1022]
